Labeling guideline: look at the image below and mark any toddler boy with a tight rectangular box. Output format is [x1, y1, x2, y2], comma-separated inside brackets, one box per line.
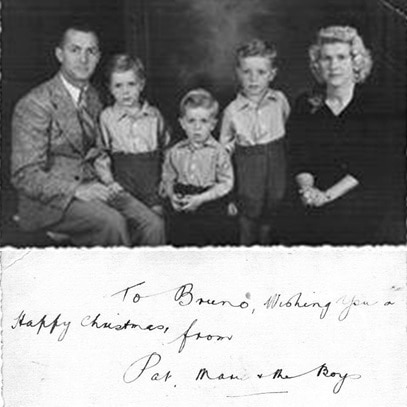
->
[162, 89, 234, 246]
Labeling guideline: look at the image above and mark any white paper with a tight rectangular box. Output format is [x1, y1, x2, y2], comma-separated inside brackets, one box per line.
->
[1, 248, 406, 406]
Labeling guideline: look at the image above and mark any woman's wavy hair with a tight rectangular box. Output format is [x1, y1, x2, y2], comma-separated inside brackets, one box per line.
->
[309, 26, 373, 84]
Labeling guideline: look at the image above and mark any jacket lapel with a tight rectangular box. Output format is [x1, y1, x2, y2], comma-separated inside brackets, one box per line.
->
[49, 75, 85, 155]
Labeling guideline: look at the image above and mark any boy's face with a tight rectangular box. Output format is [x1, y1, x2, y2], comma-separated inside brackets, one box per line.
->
[179, 107, 216, 147]
[237, 56, 276, 99]
[109, 69, 144, 108]
[56, 29, 100, 88]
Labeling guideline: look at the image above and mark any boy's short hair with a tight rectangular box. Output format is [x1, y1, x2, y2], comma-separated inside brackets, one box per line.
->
[179, 88, 219, 118]
[235, 38, 278, 68]
[105, 54, 145, 83]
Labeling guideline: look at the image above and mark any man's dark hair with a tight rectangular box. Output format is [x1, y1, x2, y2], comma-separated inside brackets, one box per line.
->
[56, 19, 99, 48]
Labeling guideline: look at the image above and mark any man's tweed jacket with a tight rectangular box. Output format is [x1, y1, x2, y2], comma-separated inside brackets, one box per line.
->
[11, 73, 104, 230]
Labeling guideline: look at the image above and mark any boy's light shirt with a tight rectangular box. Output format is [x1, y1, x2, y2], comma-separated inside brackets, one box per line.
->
[220, 88, 290, 154]
[100, 101, 169, 154]
[162, 135, 233, 202]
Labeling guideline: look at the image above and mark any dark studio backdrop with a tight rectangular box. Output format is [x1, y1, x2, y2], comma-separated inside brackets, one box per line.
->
[1, 0, 406, 245]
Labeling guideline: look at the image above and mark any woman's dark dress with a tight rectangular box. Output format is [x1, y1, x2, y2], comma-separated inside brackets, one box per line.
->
[287, 87, 389, 244]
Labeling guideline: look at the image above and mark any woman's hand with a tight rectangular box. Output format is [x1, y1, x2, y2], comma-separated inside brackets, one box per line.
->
[299, 186, 330, 207]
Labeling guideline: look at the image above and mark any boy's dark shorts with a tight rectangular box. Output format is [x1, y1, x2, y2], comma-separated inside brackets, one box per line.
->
[167, 183, 236, 246]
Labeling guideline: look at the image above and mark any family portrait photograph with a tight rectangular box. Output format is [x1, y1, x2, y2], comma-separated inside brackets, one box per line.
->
[1, 0, 405, 247]
[1, 2, 406, 406]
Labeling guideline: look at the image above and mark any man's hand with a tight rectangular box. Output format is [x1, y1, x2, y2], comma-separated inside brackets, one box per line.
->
[74, 182, 111, 202]
[151, 205, 164, 217]
[107, 182, 124, 199]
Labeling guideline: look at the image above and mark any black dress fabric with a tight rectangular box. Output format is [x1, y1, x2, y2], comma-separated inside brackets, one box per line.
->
[286, 86, 390, 245]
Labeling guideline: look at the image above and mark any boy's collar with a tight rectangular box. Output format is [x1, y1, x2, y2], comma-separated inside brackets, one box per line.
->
[236, 89, 278, 110]
[113, 100, 153, 121]
[179, 135, 216, 151]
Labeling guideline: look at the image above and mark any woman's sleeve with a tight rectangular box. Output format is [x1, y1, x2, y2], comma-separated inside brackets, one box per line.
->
[286, 95, 314, 177]
[343, 93, 386, 187]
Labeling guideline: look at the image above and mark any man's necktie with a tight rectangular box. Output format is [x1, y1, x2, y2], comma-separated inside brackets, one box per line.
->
[77, 88, 96, 152]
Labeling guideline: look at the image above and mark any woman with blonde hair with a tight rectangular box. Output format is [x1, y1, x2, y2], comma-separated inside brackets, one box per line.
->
[288, 26, 389, 244]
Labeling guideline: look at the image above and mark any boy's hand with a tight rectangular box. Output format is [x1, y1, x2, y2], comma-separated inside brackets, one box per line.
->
[182, 194, 203, 212]
[170, 193, 186, 212]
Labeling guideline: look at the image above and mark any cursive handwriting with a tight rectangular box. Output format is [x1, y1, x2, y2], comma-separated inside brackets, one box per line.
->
[264, 292, 331, 319]
[123, 354, 360, 395]
[336, 295, 379, 321]
[227, 390, 289, 397]
[257, 362, 361, 394]
[196, 367, 249, 381]
[174, 283, 249, 309]
[168, 319, 233, 353]
[81, 313, 169, 333]
[111, 281, 146, 303]
[112, 282, 250, 311]
[11, 310, 70, 341]
[123, 352, 172, 384]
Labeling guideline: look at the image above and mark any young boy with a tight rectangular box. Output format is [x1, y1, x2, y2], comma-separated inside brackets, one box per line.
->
[161, 89, 234, 246]
[90, 54, 168, 245]
[95, 54, 169, 216]
[220, 39, 290, 245]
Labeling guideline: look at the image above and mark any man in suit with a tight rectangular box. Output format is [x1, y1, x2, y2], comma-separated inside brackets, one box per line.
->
[11, 22, 165, 246]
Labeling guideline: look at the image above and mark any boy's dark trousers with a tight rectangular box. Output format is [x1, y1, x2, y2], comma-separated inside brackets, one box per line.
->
[167, 183, 234, 246]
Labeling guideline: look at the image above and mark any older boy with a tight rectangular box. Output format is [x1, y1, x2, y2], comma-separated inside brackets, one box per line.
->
[162, 89, 234, 246]
[220, 39, 290, 245]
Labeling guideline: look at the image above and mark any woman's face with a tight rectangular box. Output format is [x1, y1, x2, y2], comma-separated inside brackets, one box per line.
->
[318, 42, 355, 89]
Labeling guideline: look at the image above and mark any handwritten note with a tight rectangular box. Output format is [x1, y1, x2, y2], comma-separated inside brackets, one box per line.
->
[2, 248, 406, 406]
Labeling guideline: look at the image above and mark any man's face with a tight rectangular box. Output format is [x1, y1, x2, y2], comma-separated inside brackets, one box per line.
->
[55, 29, 100, 87]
